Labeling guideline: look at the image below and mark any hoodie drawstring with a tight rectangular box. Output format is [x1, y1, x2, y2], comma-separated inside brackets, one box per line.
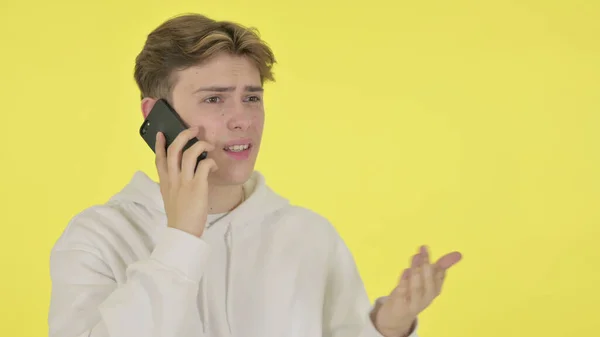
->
[201, 269, 209, 334]
[225, 222, 234, 335]
[201, 220, 235, 336]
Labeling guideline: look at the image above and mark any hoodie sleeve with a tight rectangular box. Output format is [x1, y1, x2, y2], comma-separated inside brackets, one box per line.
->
[48, 226, 209, 337]
[322, 235, 419, 337]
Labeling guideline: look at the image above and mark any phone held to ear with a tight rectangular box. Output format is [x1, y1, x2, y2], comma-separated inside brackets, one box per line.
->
[139, 99, 208, 163]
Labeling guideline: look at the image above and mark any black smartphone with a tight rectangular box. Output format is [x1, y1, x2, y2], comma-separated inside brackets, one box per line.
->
[139, 98, 207, 162]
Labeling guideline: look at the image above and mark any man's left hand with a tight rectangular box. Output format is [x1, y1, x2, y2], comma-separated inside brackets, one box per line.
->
[372, 246, 462, 337]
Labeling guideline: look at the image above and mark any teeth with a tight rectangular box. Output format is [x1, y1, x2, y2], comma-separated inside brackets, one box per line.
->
[227, 144, 250, 152]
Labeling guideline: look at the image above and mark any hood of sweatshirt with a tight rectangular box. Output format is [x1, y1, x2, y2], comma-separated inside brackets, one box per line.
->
[103, 170, 292, 334]
[107, 170, 290, 228]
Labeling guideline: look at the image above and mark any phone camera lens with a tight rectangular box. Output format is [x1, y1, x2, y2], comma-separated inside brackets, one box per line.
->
[141, 120, 150, 135]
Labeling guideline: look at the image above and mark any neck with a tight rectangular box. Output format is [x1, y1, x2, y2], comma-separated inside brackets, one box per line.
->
[206, 183, 245, 214]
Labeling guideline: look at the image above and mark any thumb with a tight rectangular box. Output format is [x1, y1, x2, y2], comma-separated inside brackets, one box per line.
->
[435, 251, 463, 271]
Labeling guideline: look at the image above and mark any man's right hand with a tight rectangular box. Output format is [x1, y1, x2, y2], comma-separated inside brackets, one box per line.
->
[154, 127, 218, 238]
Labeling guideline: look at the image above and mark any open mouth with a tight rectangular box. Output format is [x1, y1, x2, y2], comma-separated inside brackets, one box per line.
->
[224, 143, 252, 152]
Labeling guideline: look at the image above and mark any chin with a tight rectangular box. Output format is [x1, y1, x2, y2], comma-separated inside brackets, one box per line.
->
[209, 165, 255, 186]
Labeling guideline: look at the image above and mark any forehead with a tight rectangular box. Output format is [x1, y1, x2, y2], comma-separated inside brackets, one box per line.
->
[173, 53, 262, 92]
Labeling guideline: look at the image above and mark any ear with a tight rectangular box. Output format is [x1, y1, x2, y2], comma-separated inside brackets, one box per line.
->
[141, 97, 158, 119]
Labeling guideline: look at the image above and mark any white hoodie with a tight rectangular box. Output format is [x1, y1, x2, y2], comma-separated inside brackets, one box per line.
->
[48, 171, 419, 337]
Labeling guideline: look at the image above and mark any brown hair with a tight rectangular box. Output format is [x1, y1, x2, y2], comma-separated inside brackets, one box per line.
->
[134, 13, 276, 100]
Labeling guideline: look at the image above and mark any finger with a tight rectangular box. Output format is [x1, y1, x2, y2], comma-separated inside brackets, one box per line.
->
[166, 127, 199, 181]
[409, 253, 423, 309]
[397, 267, 411, 284]
[390, 268, 411, 309]
[410, 253, 419, 269]
[154, 132, 168, 186]
[181, 141, 215, 182]
[193, 158, 218, 187]
[421, 245, 429, 264]
[435, 251, 463, 271]
[422, 246, 436, 300]
[408, 251, 421, 299]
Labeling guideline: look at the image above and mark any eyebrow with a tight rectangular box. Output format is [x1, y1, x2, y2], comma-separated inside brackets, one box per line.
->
[193, 85, 264, 93]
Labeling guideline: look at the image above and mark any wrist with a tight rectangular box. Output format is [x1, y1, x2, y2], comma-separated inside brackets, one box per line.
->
[397, 319, 417, 337]
[378, 323, 415, 337]
[168, 223, 204, 238]
[370, 309, 416, 337]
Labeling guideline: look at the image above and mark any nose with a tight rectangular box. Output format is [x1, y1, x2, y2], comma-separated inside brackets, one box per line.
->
[226, 103, 252, 131]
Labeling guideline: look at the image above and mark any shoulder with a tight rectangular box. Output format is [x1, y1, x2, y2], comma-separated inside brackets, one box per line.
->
[272, 204, 343, 243]
[51, 201, 159, 255]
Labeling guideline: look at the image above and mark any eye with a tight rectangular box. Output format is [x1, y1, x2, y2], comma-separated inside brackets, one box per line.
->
[245, 95, 262, 103]
[203, 96, 221, 104]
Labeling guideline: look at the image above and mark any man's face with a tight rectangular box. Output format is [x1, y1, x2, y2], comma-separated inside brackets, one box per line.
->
[147, 53, 265, 186]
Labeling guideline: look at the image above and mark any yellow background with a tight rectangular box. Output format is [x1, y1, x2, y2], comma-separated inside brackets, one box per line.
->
[1, 0, 599, 336]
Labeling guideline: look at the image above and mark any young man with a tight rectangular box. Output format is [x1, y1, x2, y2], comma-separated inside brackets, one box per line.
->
[48, 13, 462, 337]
